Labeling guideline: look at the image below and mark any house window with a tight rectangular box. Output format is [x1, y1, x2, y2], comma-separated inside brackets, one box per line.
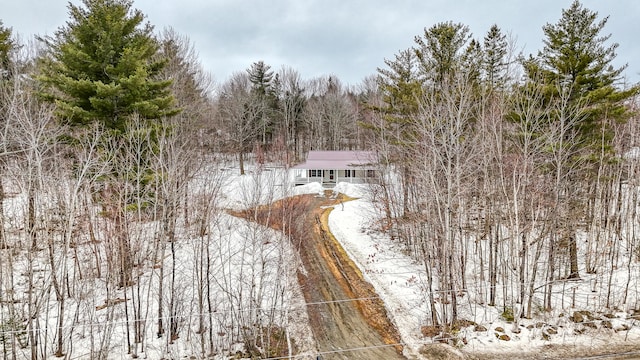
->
[309, 169, 321, 177]
[345, 170, 355, 177]
[366, 169, 375, 177]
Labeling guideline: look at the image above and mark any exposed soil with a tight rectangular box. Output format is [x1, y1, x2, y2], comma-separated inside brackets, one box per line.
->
[233, 192, 406, 359]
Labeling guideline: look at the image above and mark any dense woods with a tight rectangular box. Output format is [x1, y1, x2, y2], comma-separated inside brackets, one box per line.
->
[0, 0, 639, 358]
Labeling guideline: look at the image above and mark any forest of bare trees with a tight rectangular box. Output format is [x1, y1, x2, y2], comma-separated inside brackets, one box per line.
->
[366, 5, 640, 333]
[0, 0, 639, 359]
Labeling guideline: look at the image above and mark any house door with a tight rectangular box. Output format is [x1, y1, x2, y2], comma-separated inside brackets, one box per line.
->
[329, 170, 334, 181]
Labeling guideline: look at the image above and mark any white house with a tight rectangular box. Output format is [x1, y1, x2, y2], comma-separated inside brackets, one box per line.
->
[292, 150, 378, 187]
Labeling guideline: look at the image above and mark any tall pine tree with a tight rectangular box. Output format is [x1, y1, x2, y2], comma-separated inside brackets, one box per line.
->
[414, 22, 472, 87]
[37, 0, 179, 288]
[523, 0, 638, 149]
[521, 1, 639, 282]
[482, 24, 509, 91]
[246, 61, 277, 144]
[38, 0, 177, 133]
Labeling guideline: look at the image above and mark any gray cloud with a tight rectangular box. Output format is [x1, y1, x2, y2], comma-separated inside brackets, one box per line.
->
[2, 0, 638, 85]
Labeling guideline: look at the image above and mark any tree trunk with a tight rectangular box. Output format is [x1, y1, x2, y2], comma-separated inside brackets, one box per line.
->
[0, 174, 5, 249]
[48, 236, 65, 357]
[116, 209, 132, 288]
[28, 189, 36, 249]
[489, 224, 498, 306]
[157, 262, 165, 338]
[526, 239, 544, 318]
[545, 234, 556, 311]
[567, 234, 580, 279]
[519, 232, 527, 304]
[239, 151, 245, 175]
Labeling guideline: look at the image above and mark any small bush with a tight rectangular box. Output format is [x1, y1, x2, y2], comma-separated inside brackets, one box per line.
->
[501, 307, 515, 323]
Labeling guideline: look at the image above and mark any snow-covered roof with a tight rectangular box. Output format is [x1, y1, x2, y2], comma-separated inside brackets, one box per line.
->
[292, 150, 378, 170]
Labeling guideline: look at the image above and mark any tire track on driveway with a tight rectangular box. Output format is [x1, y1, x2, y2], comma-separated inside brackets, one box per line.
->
[236, 192, 406, 359]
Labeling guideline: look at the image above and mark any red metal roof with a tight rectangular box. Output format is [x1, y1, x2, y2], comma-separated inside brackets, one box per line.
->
[292, 151, 377, 170]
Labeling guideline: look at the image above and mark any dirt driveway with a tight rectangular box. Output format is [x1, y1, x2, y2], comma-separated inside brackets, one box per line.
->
[238, 192, 406, 359]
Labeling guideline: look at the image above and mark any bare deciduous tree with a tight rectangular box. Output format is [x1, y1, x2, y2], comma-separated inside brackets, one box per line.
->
[218, 72, 264, 175]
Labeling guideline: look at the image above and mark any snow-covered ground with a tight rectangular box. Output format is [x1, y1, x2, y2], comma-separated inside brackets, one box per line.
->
[328, 182, 640, 358]
[4, 163, 640, 359]
[0, 165, 326, 360]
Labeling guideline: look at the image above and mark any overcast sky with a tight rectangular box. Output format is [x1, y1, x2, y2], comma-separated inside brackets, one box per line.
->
[2, 0, 639, 86]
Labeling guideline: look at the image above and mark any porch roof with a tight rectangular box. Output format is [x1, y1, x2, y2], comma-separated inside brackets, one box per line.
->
[292, 150, 378, 170]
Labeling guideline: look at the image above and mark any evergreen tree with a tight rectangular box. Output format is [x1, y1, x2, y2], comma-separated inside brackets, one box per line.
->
[37, 0, 179, 288]
[521, 1, 639, 281]
[377, 48, 422, 120]
[461, 38, 483, 91]
[482, 24, 509, 90]
[247, 60, 274, 96]
[523, 0, 638, 148]
[38, 0, 177, 133]
[372, 48, 423, 216]
[414, 21, 472, 86]
[246, 61, 277, 144]
[0, 21, 15, 73]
